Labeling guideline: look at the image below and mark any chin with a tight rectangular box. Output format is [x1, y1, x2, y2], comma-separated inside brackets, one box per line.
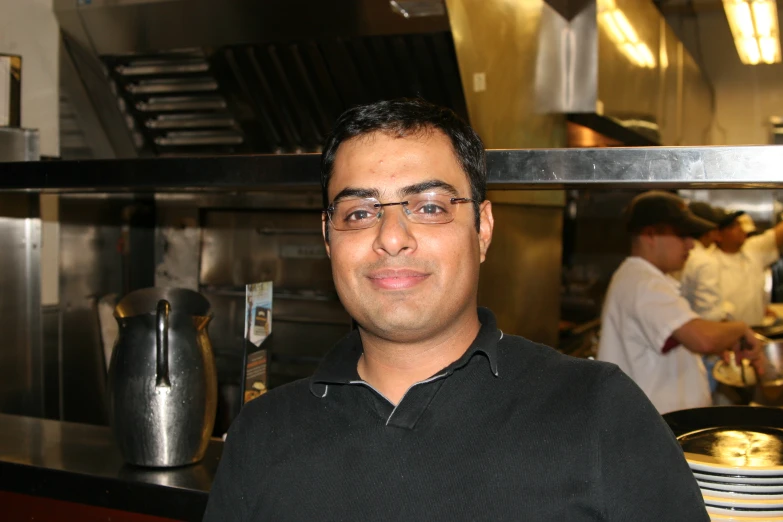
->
[355, 304, 439, 341]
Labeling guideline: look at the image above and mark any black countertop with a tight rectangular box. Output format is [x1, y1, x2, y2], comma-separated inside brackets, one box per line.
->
[0, 413, 222, 521]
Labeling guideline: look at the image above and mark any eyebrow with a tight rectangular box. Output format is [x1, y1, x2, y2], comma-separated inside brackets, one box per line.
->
[398, 180, 460, 198]
[331, 187, 381, 205]
[329, 179, 461, 207]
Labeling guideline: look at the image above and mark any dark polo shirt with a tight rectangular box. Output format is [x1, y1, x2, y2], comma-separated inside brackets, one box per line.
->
[204, 308, 708, 521]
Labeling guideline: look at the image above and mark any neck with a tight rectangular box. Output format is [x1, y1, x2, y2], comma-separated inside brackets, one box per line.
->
[356, 309, 481, 405]
[719, 244, 741, 254]
[698, 238, 711, 248]
[631, 247, 664, 273]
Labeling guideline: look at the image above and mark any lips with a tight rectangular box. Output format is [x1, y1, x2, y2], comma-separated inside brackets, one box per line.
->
[366, 269, 430, 290]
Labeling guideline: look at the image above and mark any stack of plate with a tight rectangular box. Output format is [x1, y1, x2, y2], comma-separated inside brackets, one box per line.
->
[679, 427, 783, 521]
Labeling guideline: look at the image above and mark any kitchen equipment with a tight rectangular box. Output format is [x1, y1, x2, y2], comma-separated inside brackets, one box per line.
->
[663, 406, 783, 438]
[712, 334, 783, 406]
[664, 406, 783, 519]
[108, 287, 217, 467]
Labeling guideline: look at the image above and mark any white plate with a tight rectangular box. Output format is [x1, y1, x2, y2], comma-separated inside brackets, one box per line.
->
[694, 471, 783, 485]
[706, 505, 783, 518]
[698, 480, 783, 494]
[703, 493, 783, 509]
[688, 451, 783, 477]
[679, 426, 783, 477]
[709, 513, 783, 521]
[701, 486, 783, 500]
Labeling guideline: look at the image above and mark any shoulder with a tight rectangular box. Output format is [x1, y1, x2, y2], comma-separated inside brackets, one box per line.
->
[228, 378, 314, 437]
[497, 335, 663, 429]
[688, 247, 717, 269]
[608, 260, 680, 307]
[498, 333, 623, 392]
[609, 258, 670, 292]
[746, 228, 778, 258]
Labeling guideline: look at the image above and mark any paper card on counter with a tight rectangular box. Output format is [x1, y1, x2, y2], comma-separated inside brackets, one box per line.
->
[242, 281, 272, 404]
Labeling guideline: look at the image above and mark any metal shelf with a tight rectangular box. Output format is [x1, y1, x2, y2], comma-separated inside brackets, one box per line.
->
[3, 146, 783, 192]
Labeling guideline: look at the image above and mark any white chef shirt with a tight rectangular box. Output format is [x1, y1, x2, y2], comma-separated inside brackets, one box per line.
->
[598, 257, 710, 414]
[680, 242, 734, 321]
[712, 228, 779, 326]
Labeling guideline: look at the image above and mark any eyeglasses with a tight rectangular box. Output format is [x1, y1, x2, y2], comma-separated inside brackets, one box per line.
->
[324, 193, 474, 231]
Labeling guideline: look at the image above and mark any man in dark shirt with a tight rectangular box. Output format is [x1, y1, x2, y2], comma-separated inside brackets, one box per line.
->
[203, 99, 709, 521]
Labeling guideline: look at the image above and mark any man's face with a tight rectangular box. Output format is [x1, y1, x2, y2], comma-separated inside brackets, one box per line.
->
[658, 233, 694, 273]
[643, 226, 694, 273]
[702, 229, 720, 247]
[322, 130, 493, 343]
[718, 220, 747, 252]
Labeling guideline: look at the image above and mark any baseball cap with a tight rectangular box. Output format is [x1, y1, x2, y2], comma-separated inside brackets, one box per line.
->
[688, 201, 722, 225]
[713, 207, 746, 229]
[689, 201, 745, 229]
[626, 191, 716, 237]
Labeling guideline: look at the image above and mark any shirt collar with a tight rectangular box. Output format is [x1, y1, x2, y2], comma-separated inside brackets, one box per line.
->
[627, 256, 665, 277]
[309, 307, 501, 397]
[627, 256, 681, 289]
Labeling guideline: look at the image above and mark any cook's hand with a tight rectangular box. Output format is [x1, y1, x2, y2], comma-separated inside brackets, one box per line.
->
[733, 329, 767, 377]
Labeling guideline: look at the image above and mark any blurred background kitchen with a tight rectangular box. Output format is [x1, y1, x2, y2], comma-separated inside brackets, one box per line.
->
[5, 0, 783, 429]
[4, 0, 783, 519]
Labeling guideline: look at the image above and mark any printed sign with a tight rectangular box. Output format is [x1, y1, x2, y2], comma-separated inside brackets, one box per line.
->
[242, 281, 272, 404]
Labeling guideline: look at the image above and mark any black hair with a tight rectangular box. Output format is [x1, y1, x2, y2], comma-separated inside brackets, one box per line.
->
[320, 98, 486, 231]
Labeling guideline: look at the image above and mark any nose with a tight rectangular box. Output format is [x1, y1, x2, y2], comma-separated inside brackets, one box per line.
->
[372, 205, 417, 256]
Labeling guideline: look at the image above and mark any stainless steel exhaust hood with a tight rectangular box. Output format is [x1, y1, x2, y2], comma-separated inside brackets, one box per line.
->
[54, 0, 713, 159]
[55, 0, 467, 157]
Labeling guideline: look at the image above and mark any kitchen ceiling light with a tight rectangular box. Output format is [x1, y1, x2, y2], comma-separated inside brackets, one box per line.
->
[597, 0, 656, 68]
[723, 0, 782, 64]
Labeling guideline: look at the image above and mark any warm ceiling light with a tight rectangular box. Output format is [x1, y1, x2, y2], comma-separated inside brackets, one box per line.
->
[613, 11, 640, 43]
[723, 0, 782, 64]
[600, 12, 626, 43]
[637, 44, 656, 68]
[597, 1, 656, 68]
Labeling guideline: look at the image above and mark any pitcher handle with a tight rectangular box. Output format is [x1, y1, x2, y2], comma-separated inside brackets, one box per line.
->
[156, 299, 172, 388]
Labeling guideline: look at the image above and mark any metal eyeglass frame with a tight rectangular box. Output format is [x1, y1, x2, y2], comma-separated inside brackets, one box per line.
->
[324, 196, 475, 231]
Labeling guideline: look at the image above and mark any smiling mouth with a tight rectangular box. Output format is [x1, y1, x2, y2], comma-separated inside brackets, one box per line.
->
[366, 269, 430, 290]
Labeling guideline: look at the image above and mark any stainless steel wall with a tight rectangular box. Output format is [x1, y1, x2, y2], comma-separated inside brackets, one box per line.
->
[524, 0, 714, 146]
[58, 195, 129, 425]
[0, 129, 44, 418]
[0, 195, 43, 417]
[597, 0, 713, 145]
[445, 0, 568, 148]
[478, 192, 565, 348]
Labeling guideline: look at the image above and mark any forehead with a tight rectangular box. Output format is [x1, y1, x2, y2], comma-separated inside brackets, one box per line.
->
[328, 129, 469, 198]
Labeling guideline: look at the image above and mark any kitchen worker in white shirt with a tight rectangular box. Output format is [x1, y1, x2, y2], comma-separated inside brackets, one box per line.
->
[679, 202, 739, 321]
[598, 191, 764, 414]
[679, 202, 743, 397]
[710, 209, 783, 326]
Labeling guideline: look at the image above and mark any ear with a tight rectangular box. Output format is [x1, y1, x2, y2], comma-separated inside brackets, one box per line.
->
[478, 200, 494, 263]
[321, 212, 331, 258]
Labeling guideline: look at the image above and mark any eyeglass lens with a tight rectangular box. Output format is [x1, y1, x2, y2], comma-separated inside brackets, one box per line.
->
[329, 194, 468, 231]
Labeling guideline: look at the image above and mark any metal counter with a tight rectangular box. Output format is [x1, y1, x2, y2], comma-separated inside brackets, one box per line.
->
[0, 413, 220, 520]
[3, 146, 783, 192]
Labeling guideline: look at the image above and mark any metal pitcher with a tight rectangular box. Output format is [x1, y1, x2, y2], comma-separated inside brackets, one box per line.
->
[108, 288, 217, 468]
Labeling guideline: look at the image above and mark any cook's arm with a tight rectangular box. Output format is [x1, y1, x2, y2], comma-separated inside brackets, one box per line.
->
[673, 319, 749, 355]
[674, 319, 766, 376]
